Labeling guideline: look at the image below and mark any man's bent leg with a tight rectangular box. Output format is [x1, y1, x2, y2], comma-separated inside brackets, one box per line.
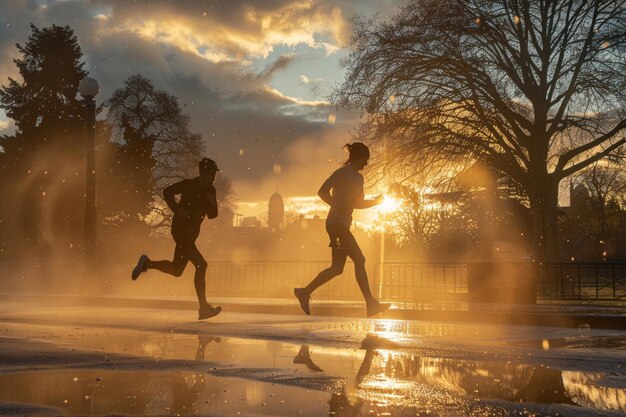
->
[146, 241, 188, 277]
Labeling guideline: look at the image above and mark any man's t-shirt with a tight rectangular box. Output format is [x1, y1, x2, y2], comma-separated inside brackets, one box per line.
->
[164, 177, 218, 239]
[322, 165, 364, 227]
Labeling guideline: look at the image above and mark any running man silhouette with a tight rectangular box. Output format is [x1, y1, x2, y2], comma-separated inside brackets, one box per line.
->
[294, 142, 390, 317]
[131, 157, 222, 320]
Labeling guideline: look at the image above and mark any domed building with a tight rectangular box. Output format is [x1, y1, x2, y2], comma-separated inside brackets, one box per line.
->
[268, 191, 284, 232]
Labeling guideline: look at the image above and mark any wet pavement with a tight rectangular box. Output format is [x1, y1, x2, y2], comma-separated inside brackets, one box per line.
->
[3, 293, 626, 329]
[0, 302, 625, 416]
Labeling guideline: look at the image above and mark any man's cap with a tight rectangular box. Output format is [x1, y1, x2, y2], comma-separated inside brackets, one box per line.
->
[199, 157, 220, 172]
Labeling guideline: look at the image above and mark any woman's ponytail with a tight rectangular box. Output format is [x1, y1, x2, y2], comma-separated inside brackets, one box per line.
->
[342, 142, 370, 165]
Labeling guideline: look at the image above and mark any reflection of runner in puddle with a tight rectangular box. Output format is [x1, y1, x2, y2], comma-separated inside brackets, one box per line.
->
[170, 335, 221, 415]
[293, 345, 324, 372]
[326, 334, 595, 416]
[329, 334, 396, 417]
[170, 373, 207, 415]
[195, 334, 221, 361]
[515, 367, 574, 405]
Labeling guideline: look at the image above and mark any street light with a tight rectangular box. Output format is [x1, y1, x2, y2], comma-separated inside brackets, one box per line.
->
[79, 77, 99, 263]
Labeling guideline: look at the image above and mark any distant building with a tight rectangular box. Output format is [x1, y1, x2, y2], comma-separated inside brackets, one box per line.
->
[242, 216, 262, 228]
[286, 216, 326, 233]
[268, 191, 284, 232]
[570, 182, 590, 208]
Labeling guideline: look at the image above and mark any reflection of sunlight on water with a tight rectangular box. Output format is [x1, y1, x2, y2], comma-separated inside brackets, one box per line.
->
[351, 350, 626, 413]
[360, 376, 412, 397]
[1, 323, 624, 415]
[371, 319, 409, 341]
[563, 371, 626, 412]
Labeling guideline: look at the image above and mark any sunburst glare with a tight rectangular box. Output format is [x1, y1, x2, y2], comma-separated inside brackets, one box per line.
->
[377, 194, 403, 214]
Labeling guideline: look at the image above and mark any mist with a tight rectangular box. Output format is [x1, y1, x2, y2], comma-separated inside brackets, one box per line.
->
[0, 115, 536, 306]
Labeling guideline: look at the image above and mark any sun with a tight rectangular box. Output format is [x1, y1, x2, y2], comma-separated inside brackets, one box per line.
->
[377, 194, 402, 214]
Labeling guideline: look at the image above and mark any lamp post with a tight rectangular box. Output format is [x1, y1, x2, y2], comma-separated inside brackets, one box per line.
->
[79, 77, 99, 264]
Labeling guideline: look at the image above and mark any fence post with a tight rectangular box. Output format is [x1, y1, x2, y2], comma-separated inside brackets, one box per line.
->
[577, 264, 581, 300]
[612, 265, 616, 300]
[374, 261, 382, 300]
[595, 268, 599, 300]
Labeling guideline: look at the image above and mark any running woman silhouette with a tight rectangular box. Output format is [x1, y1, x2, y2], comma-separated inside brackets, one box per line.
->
[131, 157, 222, 320]
[294, 142, 390, 317]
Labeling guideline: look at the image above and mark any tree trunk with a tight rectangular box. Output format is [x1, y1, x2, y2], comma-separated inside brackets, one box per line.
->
[529, 178, 560, 262]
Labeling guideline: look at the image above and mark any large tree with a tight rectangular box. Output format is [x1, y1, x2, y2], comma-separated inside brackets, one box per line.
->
[0, 24, 86, 137]
[333, 0, 626, 261]
[0, 24, 88, 259]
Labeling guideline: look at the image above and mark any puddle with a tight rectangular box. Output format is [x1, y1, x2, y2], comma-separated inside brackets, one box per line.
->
[2, 320, 625, 415]
[0, 370, 330, 416]
[527, 335, 626, 350]
[0, 363, 624, 416]
[1, 333, 625, 415]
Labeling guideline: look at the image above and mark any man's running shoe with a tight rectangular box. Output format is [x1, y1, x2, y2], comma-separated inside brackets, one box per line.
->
[366, 301, 391, 317]
[131, 255, 149, 280]
[294, 288, 311, 315]
[198, 304, 222, 320]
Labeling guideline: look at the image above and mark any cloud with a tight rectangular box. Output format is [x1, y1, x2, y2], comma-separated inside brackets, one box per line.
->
[232, 107, 360, 201]
[300, 74, 324, 97]
[0, 1, 350, 88]
[0, 0, 400, 200]
[262, 86, 329, 108]
[0, 117, 11, 130]
[300, 75, 312, 84]
[259, 54, 295, 80]
[93, 0, 350, 61]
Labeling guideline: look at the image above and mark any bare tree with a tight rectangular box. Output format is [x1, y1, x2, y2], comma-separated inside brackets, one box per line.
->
[574, 151, 626, 236]
[107, 75, 194, 190]
[333, 0, 626, 261]
[106, 75, 235, 231]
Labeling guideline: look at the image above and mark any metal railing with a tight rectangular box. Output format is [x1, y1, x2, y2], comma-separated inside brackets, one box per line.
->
[2, 259, 624, 303]
[537, 262, 626, 301]
[377, 262, 468, 301]
[205, 260, 359, 299]
[130, 260, 622, 303]
[116, 260, 469, 302]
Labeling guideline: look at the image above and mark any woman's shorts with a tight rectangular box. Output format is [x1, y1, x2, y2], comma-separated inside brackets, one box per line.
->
[326, 223, 365, 262]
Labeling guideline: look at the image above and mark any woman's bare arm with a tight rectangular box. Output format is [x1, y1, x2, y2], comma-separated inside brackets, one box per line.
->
[317, 178, 334, 207]
[354, 194, 383, 209]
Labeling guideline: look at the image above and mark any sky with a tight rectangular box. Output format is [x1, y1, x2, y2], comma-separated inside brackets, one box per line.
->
[0, 0, 404, 213]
